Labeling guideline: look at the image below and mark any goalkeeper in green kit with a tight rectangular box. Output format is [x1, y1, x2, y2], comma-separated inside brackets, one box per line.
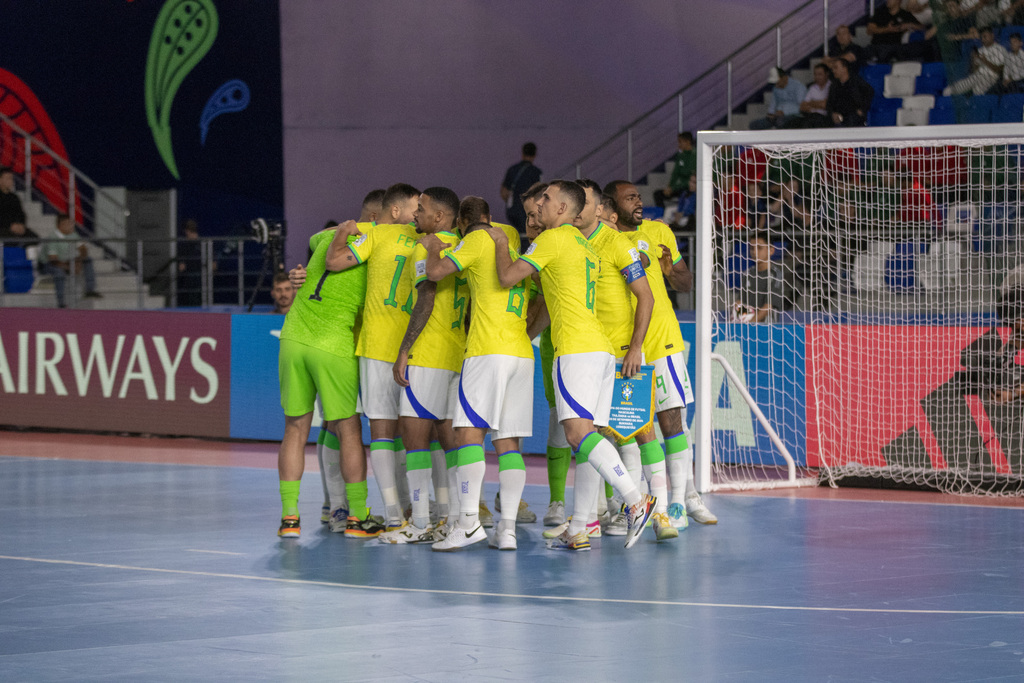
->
[276, 220, 384, 539]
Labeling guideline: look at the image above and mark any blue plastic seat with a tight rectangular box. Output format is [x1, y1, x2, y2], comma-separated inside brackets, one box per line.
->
[869, 107, 898, 126]
[860, 63, 892, 82]
[972, 94, 999, 110]
[929, 107, 956, 124]
[991, 105, 1022, 123]
[934, 95, 954, 109]
[915, 75, 946, 96]
[2, 246, 34, 294]
[885, 242, 925, 291]
[1000, 93, 1024, 110]
[921, 62, 946, 79]
[963, 106, 992, 123]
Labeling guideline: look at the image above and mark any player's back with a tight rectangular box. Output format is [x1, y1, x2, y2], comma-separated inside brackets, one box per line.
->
[349, 222, 421, 363]
[520, 224, 612, 358]
[280, 225, 367, 358]
[492, 221, 522, 255]
[621, 228, 684, 363]
[408, 230, 467, 372]
[444, 229, 532, 360]
[588, 222, 643, 357]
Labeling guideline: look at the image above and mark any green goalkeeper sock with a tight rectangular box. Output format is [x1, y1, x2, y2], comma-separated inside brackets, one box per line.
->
[345, 481, 369, 520]
[279, 480, 300, 518]
[547, 445, 571, 503]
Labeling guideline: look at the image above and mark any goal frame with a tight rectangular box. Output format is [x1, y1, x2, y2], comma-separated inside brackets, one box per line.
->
[694, 122, 1024, 493]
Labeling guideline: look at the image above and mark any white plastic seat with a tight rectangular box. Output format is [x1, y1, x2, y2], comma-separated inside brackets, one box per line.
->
[853, 242, 895, 292]
[897, 108, 931, 126]
[919, 242, 962, 290]
[884, 74, 917, 98]
[902, 94, 935, 110]
[945, 203, 975, 236]
[891, 61, 923, 77]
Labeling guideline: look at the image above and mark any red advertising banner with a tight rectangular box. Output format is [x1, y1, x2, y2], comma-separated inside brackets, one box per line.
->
[806, 325, 1017, 470]
[0, 309, 231, 437]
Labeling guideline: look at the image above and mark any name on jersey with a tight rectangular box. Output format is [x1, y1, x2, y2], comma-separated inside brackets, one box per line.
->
[397, 234, 418, 247]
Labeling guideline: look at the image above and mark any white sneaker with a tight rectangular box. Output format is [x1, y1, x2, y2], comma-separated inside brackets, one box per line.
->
[545, 528, 591, 551]
[433, 517, 451, 542]
[624, 494, 656, 549]
[667, 502, 689, 530]
[543, 520, 570, 539]
[543, 501, 566, 526]
[603, 507, 628, 536]
[328, 507, 350, 533]
[493, 494, 537, 523]
[431, 524, 487, 552]
[652, 512, 679, 541]
[488, 521, 517, 550]
[378, 522, 434, 544]
[685, 493, 718, 525]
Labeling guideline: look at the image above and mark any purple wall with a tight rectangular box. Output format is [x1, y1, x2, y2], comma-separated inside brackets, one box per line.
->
[281, 0, 810, 262]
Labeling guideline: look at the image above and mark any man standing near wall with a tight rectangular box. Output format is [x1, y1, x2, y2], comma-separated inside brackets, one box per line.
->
[500, 142, 542, 233]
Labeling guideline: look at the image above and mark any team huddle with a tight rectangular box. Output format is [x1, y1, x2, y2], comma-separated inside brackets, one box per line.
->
[275, 179, 716, 552]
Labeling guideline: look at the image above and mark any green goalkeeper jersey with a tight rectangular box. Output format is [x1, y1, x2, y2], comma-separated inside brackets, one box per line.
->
[279, 225, 368, 358]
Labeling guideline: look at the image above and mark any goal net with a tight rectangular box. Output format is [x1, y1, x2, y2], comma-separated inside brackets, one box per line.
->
[695, 124, 1024, 496]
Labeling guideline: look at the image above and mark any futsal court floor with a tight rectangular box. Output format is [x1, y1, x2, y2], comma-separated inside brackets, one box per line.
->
[2, 430, 1023, 682]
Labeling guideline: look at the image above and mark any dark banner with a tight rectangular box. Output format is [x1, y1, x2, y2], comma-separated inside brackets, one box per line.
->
[0, 309, 231, 437]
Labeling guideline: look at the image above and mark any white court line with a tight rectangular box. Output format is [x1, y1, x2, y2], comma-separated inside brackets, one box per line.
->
[185, 549, 246, 556]
[2, 554, 1023, 616]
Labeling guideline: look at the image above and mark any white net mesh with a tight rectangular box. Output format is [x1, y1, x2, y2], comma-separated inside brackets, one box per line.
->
[702, 129, 1024, 496]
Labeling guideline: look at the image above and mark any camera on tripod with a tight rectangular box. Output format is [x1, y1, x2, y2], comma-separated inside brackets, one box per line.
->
[250, 218, 284, 246]
[246, 218, 287, 312]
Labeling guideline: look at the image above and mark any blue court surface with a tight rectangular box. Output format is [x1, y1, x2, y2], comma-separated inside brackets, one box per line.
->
[2, 449, 1024, 682]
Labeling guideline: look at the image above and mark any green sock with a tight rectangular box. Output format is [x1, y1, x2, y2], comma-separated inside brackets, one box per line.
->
[547, 445, 571, 502]
[640, 439, 666, 465]
[345, 481, 369, 520]
[280, 480, 300, 518]
[445, 448, 459, 470]
[604, 481, 614, 499]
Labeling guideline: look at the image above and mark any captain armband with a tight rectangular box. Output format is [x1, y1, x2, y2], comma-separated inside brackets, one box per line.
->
[621, 260, 646, 283]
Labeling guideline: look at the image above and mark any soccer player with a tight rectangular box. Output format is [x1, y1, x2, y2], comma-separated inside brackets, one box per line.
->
[491, 180, 657, 551]
[324, 183, 421, 530]
[377, 187, 465, 544]
[605, 180, 717, 527]
[276, 220, 384, 540]
[422, 221, 537, 551]
[454, 196, 539, 526]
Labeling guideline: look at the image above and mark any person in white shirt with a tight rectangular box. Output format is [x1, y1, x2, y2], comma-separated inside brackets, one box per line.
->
[945, 27, 1007, 96]
[794, 64, 832, 128]
[1002, 33, 1024, 92]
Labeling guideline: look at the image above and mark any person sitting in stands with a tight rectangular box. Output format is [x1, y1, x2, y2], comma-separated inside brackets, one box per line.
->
[654, 132, 696, 209]
[1001, 32, 1024, 92]
[827, 59, 874, 127]
[40, 213, 101, 308]
[823, 25, 868, 75]
[750, 67, 807, 130]
[867, 0, 925, 62]
[944, 26, 1007, 95]
[794, 63, 833, 128]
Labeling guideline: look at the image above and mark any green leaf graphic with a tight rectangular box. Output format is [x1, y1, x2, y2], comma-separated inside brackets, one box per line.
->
[145, 0, 218, 179]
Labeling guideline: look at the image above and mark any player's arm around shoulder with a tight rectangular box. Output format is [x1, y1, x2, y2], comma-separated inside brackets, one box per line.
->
[422, 233, 460, 282]
[325, 220, 364, 272]
[492, 226, 535, 288]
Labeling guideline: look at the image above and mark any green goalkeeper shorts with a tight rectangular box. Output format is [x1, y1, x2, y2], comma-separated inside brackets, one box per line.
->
[279, 339, 359, 421]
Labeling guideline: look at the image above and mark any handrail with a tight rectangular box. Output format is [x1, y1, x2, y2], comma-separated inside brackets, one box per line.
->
[552, 0, 865, 182]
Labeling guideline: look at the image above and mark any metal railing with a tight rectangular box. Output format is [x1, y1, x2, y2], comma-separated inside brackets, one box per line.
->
[0, 237, 279, 310]
[553, 0, 867, 184]
[0, 112, 130, 259]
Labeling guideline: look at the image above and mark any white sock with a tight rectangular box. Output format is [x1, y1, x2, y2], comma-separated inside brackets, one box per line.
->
[456, 458, 486, 531]
[394, 438, 410, 513]
[497, 469, 525, 525]
[369, 440, 401, 523]
[430, 443, 448, 519]
[587, 438, 641, 507]
[619, 440, 642, 489]
[406, 450, 433, 529]
[446, 449, 460, 522]
[322, 433, 348, 513]
[569, 460, 602, 536]
[643, 459, 668, 514]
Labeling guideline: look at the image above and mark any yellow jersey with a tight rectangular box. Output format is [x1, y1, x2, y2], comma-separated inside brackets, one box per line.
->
[443, 229, 532, 360]
[492, 222, 522, 255]
[620, 229, 684, 363]
[587, 222, 645, 358]
[519, 223, 612, 358]
[638, 219, 681, 266]
[349, 222, 421, 363]
[408, 231, 467, 372]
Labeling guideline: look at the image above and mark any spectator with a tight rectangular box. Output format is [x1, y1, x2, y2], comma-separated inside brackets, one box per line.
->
[671, 174, 697, 230]
[750, 67, 807, 129]
[944, 27, 1007, 95]
[177, 219, 203, 306]
[1002, 32, 1024, 92]
[271, 271, 296, 314]
[734, 232, 795, 323]
[904, 0, 934, 26]
[793, 63, 833, 128]
[1000, 0, 1024, 25]
[867, 0, 925, 62]
[39, 213, 101, 308]
[827, 59, 875, 127]
[0, 166, 28, 240]
[823, 25, 868, 75]
[654, 132, 696, 208]
[500, 142, 542, 232]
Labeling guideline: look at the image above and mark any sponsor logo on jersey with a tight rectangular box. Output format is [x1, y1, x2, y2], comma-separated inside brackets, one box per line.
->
[415, 260, 427, 277]
[353, 233, 368, 247]
[525, 242, 537, 255]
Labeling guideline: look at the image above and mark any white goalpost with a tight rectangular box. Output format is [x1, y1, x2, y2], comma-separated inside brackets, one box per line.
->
[695, 122, 1024, 495]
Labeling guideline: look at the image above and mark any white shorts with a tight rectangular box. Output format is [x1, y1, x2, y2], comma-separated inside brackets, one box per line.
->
[454, 355, 534, 440]
[399, 365, 459, 421]
[548, 410, 569, 449]
[552, 352, 614, 427]
[359, 357, 401, 420]
[653, 351, 693, 412]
